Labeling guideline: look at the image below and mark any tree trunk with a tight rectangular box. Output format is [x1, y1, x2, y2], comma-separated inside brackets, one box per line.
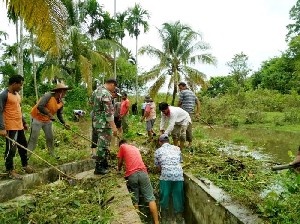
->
[135, 35, 138, 104]
[19, 19, 24, 78]
[171, 70, 179, 105]
[31, 32, 38, 102]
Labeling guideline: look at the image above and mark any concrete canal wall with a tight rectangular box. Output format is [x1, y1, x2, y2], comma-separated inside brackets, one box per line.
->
[184, 172, 262, 224]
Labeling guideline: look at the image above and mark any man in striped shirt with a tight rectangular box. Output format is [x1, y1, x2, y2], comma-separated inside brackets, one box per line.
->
[178, 82, 200, 148]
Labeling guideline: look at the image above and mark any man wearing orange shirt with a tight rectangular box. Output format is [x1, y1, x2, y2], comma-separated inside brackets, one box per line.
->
[120, 92, 130, 134]
[0, 75, 34, 179]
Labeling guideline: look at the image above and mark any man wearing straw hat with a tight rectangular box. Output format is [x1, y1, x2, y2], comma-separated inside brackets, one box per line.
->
[0, 75, 34, 179]
[27, 83, 71, 159]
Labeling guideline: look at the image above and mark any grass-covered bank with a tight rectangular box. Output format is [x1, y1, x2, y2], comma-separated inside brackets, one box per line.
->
[0, 178, 117, 223]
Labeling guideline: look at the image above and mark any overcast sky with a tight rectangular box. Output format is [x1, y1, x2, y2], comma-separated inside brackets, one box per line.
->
[0, 0, 297, 79]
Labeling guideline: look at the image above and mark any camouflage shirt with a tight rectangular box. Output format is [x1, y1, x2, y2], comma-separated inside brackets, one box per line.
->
[92, 86, 114, 129]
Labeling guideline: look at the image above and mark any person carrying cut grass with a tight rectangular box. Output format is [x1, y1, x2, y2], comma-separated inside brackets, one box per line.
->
[0, 75, 34, 179]
[27, 83, 71, 159]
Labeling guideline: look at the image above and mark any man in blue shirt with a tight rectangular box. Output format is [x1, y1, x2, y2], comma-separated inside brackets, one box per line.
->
[178, 82, 200, 148]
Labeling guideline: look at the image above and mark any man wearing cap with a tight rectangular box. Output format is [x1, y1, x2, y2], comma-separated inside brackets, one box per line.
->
[159, 102, 191, 150]
[27, 83, 71, 158]
[178, 82, 200, 148]
[120, 92, 130, 134]
[141, 96, 156, 140]
[92, 78, 118, 174]
[155, 134, 184, 223]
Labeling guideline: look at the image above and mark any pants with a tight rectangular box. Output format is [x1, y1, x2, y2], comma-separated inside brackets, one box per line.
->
[121, 115, 129, 134]
[91, 126, 98, 148]
[5, 130, 28, 171]
[126, 171, 156, 204]
[27, 117, 54, 155]
[186, 113, 194, 143]
[159, 180, 184, 213]
[171, 124, 188, 142]
[97, 128, 112, 162]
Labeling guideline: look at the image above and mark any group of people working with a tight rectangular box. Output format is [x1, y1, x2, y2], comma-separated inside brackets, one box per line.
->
[0, 75, 199, 222]
[90, 78, 200, 223]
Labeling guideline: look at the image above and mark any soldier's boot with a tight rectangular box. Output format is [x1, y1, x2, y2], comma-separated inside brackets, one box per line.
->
[94, 161, 109, 175]
[102, 158, 109, 169]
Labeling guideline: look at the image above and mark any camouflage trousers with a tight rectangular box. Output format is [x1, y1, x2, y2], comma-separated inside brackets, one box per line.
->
[96, 128, 112, 162]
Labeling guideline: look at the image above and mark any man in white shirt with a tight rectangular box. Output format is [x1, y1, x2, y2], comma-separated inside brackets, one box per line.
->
[158, 102, 191, 149]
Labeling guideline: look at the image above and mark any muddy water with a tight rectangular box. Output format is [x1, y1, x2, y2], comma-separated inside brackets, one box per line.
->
[201, 126, 300, 163]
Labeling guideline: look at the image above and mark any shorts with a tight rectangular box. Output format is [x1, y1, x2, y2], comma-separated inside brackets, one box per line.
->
[146, 119, 155, 131]
[114, 116, 122, 128]
[127, 171, 156, 204]
[171, 124, 188, 142]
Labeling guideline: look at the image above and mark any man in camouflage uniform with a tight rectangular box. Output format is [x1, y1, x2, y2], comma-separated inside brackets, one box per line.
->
[92, 78, 118, 175]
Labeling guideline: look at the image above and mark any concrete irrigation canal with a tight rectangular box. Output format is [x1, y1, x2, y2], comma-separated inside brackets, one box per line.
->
[0, 159, 262, 224]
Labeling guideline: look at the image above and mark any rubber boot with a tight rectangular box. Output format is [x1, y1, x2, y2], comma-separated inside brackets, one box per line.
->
[102, 158, 109, 169]
[94, 161, 109, 175]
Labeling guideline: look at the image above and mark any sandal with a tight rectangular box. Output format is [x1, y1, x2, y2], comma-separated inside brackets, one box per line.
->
[9, 170, 23, 180]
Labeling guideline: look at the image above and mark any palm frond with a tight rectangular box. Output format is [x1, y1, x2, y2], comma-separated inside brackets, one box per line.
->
[6, 0, 68, 55]
[189, 54, 217, 66]
[149, 74, 166, 98]
[140, 67, 162, 83]
[79, 55, 92, 83]
[182, 66, 208, 90]
[89, 50, 113, 77]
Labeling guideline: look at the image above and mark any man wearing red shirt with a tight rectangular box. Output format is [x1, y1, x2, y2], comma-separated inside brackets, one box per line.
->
[120, 93, 130, 134]
[117, 139, 159, 224]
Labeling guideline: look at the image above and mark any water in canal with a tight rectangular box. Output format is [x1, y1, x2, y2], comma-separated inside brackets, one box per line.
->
[201, 126, 300, 164]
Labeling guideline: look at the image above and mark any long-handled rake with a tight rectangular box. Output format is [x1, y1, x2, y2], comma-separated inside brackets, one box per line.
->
[55, 121, 116, 164]
[6, 136, 76, 180]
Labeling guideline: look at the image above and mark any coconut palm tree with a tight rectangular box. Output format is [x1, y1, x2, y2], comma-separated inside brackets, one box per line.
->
[139, 21, 217, 105]
[5, 0, 68, 55]
[126, 3, 150, 102]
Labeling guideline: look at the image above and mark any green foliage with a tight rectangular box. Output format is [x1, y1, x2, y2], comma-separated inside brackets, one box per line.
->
[251, 55, 300, 94]
[283, 108, 300, 123]
[0, 179, 115, 223]
[258, 170, 300, 223]
[64, 86, 90, 117]
[203, 76, 236, 97]
[226, 52, 251, 87]
[286, 0, 300, 41]
[201, 89, 300, 126]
